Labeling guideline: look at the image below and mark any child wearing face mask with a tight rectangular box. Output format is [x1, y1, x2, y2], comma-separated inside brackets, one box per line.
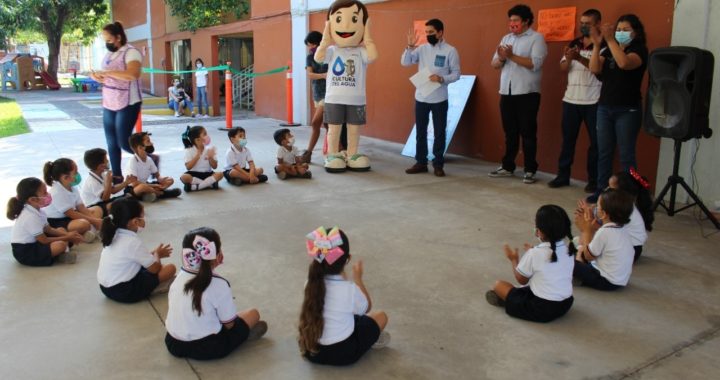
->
[194, 58, 210, 118]
[81, 148, 132, 215]
[274, 128, 311, 180]
[97, 197, 176, 303]
[223, 127, 268, 186]
[181, 126, 225, 192]
[168, 78, 195, 118]
[485, 205, 576, 323]
[43, 158, 104, 243]
[126, 132, 181, 202]
[7, 177, 84, 266]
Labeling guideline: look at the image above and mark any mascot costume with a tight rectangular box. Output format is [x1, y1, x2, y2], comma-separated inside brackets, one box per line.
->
[315, 0, 377, 172]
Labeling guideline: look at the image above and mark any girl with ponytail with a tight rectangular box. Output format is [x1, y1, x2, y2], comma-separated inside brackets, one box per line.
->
[8, 177, 83, 266]
[165, 227, 267, 360]
[97, 197, 176, 303]
[486, 205, 575, 323]
[299, 226, 390, 366]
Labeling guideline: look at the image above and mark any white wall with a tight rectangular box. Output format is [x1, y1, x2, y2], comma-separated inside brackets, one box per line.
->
[658, 0, 720, 210]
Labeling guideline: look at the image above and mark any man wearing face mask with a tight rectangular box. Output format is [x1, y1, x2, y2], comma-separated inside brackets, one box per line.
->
[548, 9, 604, 192]
[490, 4, 547, 184]
[402, 19, 461, 177]
[168, 79, 195, 118]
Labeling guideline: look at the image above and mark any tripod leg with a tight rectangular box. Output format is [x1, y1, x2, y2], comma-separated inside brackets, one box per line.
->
[678, 179, 720, 229]
[652, 179, 674, 213]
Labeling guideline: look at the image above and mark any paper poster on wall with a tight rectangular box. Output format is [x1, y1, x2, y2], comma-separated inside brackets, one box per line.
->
[414, 20, 428, 46]
[537, 7, 576, 42]
[401, 75, 476, 160]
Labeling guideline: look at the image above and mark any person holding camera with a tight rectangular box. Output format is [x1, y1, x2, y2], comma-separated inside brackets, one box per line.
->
[168, 78, 195, 118]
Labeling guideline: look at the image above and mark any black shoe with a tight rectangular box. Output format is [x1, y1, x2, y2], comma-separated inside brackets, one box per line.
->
[485, 290, 505, 307]
[405, 163, 428, 174]
[548, 177, 570, 188]
[159, 188, 181, 198]
[584, 181, 597, 193]
[302, 171, 312, 179]
[184, 183, 192, 193]
[212, 181, 219, 190]
[433, 166, 445, 177]
[258, 174, 268, 183]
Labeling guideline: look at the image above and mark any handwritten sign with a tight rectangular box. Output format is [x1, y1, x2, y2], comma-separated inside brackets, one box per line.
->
[537, 7, 576, 42]
[414, 20, 428, 46]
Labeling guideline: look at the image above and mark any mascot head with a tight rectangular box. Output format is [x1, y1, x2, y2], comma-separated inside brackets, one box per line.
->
[327, 0, 368, 48]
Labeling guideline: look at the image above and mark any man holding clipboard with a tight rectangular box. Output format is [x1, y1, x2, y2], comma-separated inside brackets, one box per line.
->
[402, 19, 461, 177]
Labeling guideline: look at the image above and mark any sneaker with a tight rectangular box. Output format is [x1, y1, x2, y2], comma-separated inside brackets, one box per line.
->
[247, 320, 268, 341]
[372, 331, 391, 349]
[83, 230, 97, 243]
[174, 112, 181, 117]
[230, 178, 244, 186]
[159, 188, 181, 199]
[584, 181, 598, 193]
[488, 167, 513, 177]
[202, 114, 209, 118]
[56, 251, 77, 264]
[141, 193, 157, 202]
[523, 172, 537, 184]
[301, 171, 312, 179]
[405, 163, 428, 174]
[276, 171, 287, 180]
[548, 177, 569, 188]
[433, 166, 445, 177]
[300, 150, 312, 164]
[152, 277, 174, 295]
[485, 290, 505, 307]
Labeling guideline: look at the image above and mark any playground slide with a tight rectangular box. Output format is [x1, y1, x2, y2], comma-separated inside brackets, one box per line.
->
[38, 70, 61, 90]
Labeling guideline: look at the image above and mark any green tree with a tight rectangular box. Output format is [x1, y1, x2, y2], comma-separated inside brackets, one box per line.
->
[165, 0, 250, 32]
[0, 0, 108, 80]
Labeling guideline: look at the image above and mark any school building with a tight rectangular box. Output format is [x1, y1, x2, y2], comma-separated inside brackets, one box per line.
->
[111, 0, 720, 206]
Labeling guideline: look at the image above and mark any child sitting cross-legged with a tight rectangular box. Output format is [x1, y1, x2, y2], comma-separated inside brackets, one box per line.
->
[274, 128, 311, 180]
[223, 127, 268, 186]
[81, 148, 131, 215]
[126, 132, 181, 202]
[181, 126, 225, 192]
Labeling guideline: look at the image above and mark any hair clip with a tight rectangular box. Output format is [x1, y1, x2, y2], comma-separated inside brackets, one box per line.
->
[182, 235, 217, 270]
[306, 226, 344, 265]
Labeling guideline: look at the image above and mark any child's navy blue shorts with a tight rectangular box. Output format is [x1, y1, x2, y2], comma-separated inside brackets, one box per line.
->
[165, 316, 250, 360]
[185, 171, 213, 180]
[100, 267, 159, 303]
[47, 217, 71, 230]
[305, 315, 381, 366]
[573, 261, 623, 291]
[505, 286, 574, 323]
[11, 242, 54, 267]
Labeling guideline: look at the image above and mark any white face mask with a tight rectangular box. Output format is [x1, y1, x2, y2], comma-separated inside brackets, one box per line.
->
[136, 226, 144, 234]
[287, 137, 295, 146]
[196, 63, 202, 68]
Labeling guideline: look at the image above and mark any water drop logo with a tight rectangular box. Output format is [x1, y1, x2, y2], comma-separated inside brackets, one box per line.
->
[332, 57, 346, 76]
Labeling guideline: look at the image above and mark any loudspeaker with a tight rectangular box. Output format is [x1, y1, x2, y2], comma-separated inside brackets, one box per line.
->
[644, 46, 714, 141]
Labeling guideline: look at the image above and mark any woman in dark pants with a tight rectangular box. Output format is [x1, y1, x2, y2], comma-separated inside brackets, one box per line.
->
[91, 22, 143, 181]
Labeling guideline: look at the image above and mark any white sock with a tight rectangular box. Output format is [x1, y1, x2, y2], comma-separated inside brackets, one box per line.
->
[198, 176, 217, 190]
[191, 177, 202, 185]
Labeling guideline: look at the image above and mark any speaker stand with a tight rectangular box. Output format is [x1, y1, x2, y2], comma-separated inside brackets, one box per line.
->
[652, 139, 720, 229]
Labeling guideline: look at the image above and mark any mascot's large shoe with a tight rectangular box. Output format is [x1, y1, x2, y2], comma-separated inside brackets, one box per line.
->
[347, 153, 371, 172]
[325, 153, 347, 173]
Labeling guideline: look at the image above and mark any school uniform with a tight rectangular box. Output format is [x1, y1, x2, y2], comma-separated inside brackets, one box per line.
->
[80, 171, 125, 214]
[10, 204, 54, 266]
[573, 222, 634, 290]
[625, 206, 648, 261]
[223, 145, 258, 182]
[505, 242, 574, 323]
[184, 146, 215, 180]
[165, 268, 249, 360]
[126, 154, 158, 184]
[43, 184, 83, 229]
[97, 229, 159, 303]
[277, 145, 300, 165]
[305, 274, 380, 366]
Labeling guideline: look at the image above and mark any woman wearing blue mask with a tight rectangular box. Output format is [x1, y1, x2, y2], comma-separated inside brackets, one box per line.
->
[587, 14, 648, 204]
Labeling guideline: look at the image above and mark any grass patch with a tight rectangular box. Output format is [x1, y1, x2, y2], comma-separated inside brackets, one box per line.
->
[0, 96, 30, 138]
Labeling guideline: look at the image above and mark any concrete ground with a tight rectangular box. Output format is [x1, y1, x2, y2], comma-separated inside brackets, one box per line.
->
[1, 88, 719, 380]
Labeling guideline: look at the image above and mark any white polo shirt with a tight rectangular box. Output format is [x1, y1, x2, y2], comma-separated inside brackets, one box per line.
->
[97, 229, 156, 287]
[184, 146, 214, 172]
[224, 145, 254, 171]
[43, 184, 83, 219]
[126, 154, 158, 183]
[624, 206, 648, 247]
[81, 171, 107, 206]
[166, 268, 238, 341]
[277, 145, 299, 165]
[515, 241, 573, 301]
[317, 274, 369, 346]
[588, 223, 634, 286]
[11, 204, 48, 244]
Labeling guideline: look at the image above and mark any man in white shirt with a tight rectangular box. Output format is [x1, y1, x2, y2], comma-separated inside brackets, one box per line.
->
[489, 4, 547, 184]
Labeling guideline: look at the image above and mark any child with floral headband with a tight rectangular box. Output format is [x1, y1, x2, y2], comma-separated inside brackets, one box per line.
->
[165, 227, 267, 360]
[298, 226, 390, 366]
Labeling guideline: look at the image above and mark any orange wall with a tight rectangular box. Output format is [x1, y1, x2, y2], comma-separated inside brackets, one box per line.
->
[112, 0, 146, 28]
[310, 0, 673, 185]
[253, 15, 292, 121]
[252, 0, 287, 17]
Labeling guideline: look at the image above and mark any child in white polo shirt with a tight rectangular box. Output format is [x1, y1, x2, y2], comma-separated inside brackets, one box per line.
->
[165, 227, 267, 360]
[299, 226, 389, 366]
[126, 132, 181, 202]
[43, 158, 103, 243]
[97, 197, 176, 303]
[574, 188, 635, 290]
[81, 148, 131, 215]
[180, 126, 225, 192]
[274, 128, 311, 180]
[7, 177, 83, 266]
[485, 205, 576, 322]
[223, 127, 268, 186]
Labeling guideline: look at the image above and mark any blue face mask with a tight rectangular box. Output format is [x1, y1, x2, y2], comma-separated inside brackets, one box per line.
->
[238, 138, 248, 148]
[615, 31, 633, 45]
[71, 173, 82, 187]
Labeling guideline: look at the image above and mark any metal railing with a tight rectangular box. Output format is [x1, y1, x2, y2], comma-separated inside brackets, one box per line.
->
[232, 64, 255, 110]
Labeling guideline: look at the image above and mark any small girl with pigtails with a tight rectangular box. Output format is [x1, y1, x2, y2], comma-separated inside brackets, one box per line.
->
[299, 226, 390, 366]
[486, 205, 576, 323]
[180, 126, 225, 192]
[165, 227, 267, 360]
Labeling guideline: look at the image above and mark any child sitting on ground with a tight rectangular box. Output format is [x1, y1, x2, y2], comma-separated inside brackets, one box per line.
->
[43, 158, 103, 243]
[97, 197, 176, 303]
[223, 127, 268, 186]
[574, 188, 635, 290]
[180, 126, 224, 192]
[274, 128, 311, 180]
[165, 227, 267, 360]
[126, 132, 181, 202]
[299, 226, 389, 366]
[7, 177, 83, 266]
[81, 148, 132, 215]
[485, 205, 576, 323]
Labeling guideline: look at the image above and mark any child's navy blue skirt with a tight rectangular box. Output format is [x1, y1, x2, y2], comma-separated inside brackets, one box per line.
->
[11, 242, 53, 267]
[185, 171, 213, 180]
[47, 217, 71, 230]
[305, 315, 381, 366]
[99, 267, 159, 303]
[505, 286, 574, 323]
[165, 317, 250, 360]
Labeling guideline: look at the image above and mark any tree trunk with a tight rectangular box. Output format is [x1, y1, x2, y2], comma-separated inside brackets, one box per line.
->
[46, 33, 61, 80]
[38, 4, 67, 82]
